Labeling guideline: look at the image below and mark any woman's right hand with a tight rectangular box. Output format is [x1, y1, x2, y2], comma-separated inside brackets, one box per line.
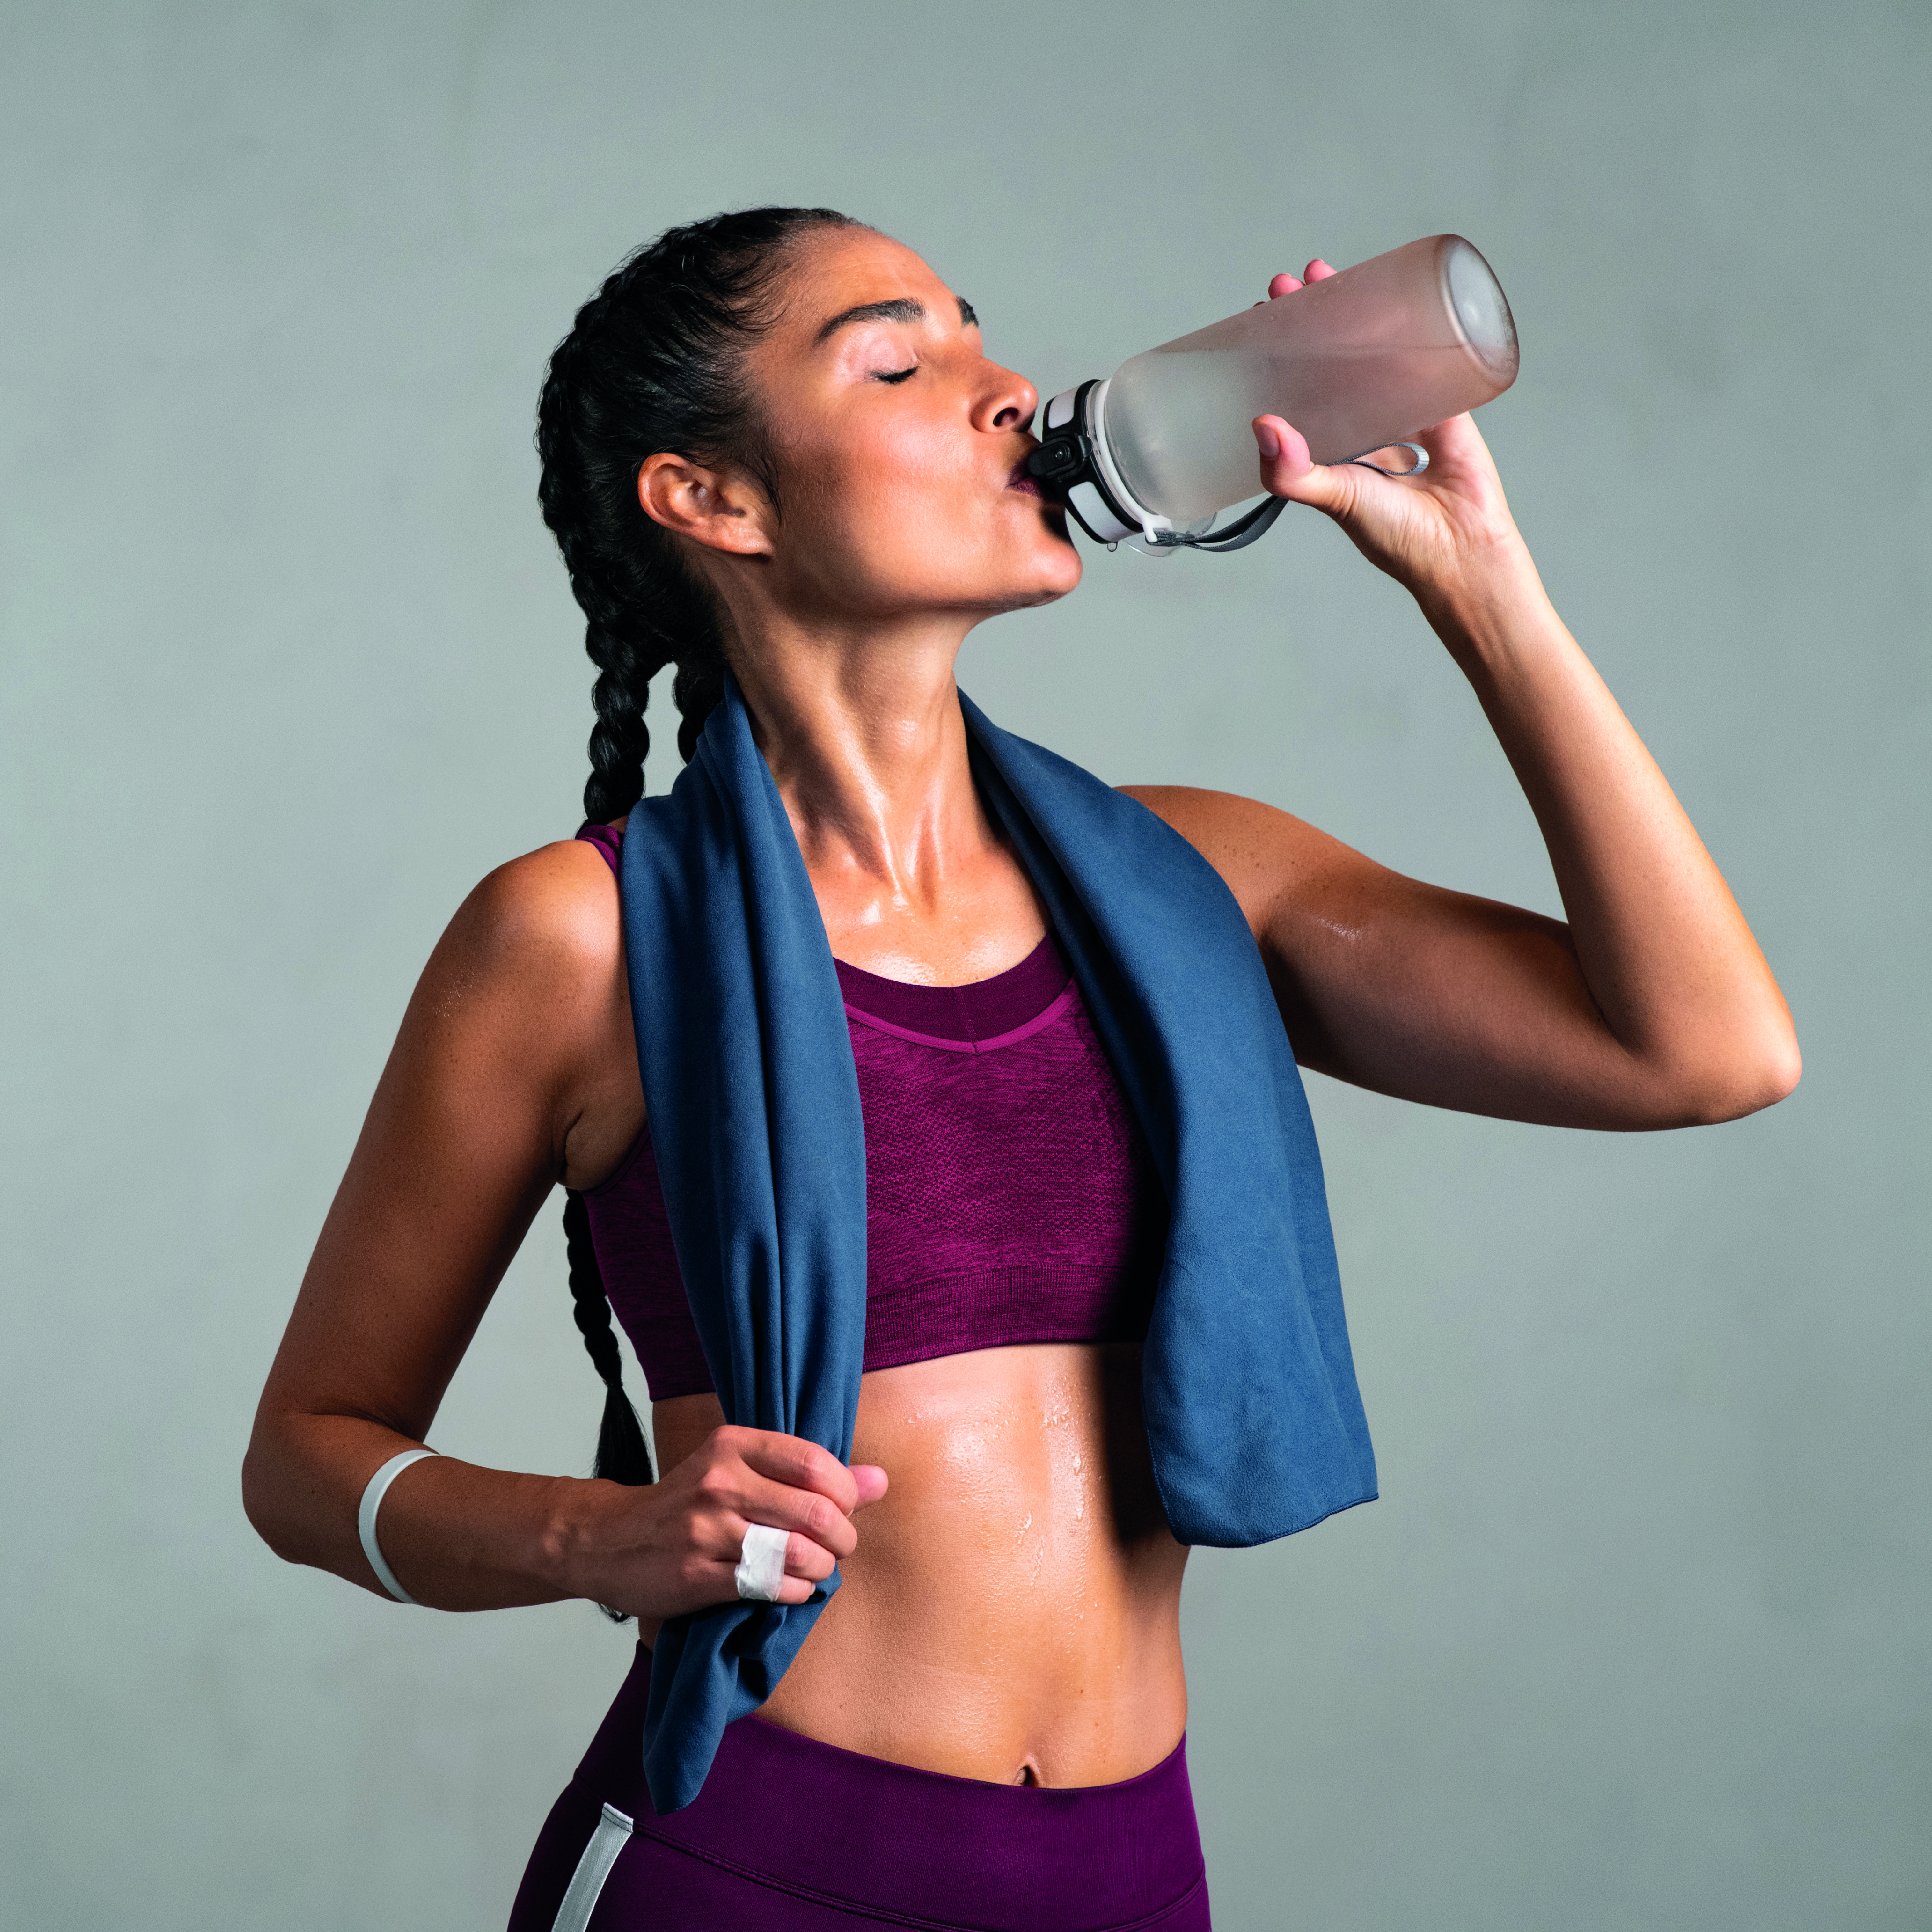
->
[565, 1426, 889, 1622]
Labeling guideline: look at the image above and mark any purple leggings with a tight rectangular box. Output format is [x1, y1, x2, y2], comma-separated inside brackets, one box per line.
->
[508, 1645, 1211, 1930]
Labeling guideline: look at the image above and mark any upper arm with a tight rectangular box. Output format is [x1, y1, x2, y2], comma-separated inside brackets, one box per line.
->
[257, 839, 636, 1438]
[1120, 784, 1653, 1127]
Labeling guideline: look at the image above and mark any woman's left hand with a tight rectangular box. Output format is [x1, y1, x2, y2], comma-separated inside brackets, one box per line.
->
[1252, 262, 1527, 603]
[1120, 264, 1800, 1134]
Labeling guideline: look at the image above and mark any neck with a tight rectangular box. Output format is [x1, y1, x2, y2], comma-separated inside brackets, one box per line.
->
[728, 612, 991, 917]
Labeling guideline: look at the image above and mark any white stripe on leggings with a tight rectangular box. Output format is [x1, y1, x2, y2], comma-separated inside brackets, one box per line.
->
[551, 1802, 633, 1932]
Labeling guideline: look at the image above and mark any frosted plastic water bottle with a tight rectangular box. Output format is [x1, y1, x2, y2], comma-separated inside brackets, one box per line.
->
[1032, 235, 1518, 546]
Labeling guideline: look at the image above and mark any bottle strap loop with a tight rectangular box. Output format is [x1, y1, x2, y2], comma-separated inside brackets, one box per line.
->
[1345, 441, 1430, 477]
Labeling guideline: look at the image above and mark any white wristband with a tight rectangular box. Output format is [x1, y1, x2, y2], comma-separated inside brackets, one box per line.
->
[357, 1449, 437, 1605]
[734, 1522, 790, 1602]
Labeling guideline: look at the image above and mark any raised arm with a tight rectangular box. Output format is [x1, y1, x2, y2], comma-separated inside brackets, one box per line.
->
[1125, 263, 1799, 1132]
[242, 841, 879, 1618]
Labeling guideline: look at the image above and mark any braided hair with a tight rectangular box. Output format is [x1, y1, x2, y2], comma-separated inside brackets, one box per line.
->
[537, 204, 863, 816]
[538, 209, 860, 1565]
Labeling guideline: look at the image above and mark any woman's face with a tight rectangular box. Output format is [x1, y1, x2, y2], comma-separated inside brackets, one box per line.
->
[729, 228, 1082, 627]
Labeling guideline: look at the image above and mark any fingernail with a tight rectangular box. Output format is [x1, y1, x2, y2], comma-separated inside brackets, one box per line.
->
[1255, 422, 1280, 460]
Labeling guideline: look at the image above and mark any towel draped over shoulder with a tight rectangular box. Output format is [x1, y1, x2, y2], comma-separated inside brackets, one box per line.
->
[615, 674, 1376, 1815]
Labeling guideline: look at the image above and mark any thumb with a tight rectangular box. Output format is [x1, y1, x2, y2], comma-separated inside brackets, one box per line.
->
[849, 1464, 889, 1508]
[1254, 415, 1351, 514]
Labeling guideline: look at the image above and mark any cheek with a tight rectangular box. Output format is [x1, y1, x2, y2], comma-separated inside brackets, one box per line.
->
[779, 410, 1078, 608]
[843, 412, 971, 527]
[787, 417, 980, 583]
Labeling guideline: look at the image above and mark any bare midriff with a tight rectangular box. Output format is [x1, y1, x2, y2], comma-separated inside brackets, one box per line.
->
[643, 1340, 1189, 1789]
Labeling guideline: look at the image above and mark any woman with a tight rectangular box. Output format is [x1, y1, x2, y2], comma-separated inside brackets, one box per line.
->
[244, 207, 1798, 1929]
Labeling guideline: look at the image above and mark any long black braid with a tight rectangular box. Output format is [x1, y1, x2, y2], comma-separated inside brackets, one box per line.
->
[538, 209, 861, 1561]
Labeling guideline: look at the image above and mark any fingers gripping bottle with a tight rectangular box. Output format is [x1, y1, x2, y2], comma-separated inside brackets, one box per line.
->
[1027, 234, 1518, 554]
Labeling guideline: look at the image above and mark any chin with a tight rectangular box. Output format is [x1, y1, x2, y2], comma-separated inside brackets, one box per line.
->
[1015, 516, 1083, 601]
[993, 550, 1082, 613]
[1033, 553, 1083, 603]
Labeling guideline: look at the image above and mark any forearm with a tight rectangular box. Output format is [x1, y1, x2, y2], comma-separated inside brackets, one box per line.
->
[242, 1409, 615, 1611]
[1416, 542, 1799, 1117]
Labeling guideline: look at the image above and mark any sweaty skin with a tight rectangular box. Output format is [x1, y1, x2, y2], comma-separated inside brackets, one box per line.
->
[243, 231, 1797, 1793]
[564, 773, 1186, 1786]
[653, 1347, 1187, 1784]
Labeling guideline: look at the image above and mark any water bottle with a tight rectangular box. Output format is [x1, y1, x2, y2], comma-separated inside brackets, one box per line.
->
[1027, 234, 1518, 553]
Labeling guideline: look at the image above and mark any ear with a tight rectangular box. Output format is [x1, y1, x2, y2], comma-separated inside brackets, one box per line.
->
[637, 454, 773, 558]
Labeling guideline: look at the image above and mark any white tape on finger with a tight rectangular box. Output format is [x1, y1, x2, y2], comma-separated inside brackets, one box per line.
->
[734, 1522, 790, 1602]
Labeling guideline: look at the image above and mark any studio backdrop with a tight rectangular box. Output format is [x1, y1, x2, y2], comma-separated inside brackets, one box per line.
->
[1, 3, 1926, 1928]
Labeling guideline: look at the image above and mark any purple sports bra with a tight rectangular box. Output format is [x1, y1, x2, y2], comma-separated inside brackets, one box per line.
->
[575, 822, 1168, 1399]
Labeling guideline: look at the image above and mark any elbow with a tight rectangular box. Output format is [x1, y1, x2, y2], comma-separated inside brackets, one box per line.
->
[1757, 1025, 1804, 1110]
[241, 1433, 305, 1566]
[1664, 1020, 1802, 1127]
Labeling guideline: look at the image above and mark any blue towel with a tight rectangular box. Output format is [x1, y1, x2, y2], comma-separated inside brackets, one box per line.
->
[617, 673, 1376, 1815]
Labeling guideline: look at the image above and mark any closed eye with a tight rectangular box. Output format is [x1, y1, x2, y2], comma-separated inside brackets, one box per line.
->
[872, 366, 917, 385]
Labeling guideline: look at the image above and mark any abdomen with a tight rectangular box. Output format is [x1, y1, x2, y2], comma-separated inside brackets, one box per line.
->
[653, 1341, 1189, 1788]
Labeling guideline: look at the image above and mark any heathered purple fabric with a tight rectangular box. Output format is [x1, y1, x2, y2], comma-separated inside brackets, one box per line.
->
[575, 823, 1167, 1399]
[507, 1644, 1211, 1929]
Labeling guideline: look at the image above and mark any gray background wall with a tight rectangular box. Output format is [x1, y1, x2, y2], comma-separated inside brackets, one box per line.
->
[3, 2, 1926, 1927]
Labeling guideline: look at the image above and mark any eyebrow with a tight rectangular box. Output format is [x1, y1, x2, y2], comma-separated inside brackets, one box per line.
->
[814, 295, 980, 344]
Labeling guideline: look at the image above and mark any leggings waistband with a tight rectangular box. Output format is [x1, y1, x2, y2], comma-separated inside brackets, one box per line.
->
[567, 1643, 1208, 1930]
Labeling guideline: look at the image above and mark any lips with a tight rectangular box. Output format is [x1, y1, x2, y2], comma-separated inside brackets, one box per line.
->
[1007, 454, 1044, 498]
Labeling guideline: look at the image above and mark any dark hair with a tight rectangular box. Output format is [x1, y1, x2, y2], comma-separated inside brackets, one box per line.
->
[536, 204, 863, 820]
[562, 1194, 651, 1620]
[541, 211, 861, 1591]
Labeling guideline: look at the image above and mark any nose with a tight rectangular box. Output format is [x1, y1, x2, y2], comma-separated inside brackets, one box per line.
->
[974, 361, 1039, 438]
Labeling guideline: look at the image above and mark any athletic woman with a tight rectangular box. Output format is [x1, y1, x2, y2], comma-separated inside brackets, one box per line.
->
[243, 207, 1799, 1929]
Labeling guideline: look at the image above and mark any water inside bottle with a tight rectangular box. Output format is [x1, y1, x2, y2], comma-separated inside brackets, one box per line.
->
[1098, 236, 1517, 527]
[1104, 338, 1493, 524]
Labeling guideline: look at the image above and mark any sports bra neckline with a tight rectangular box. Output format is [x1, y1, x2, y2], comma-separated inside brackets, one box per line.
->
[833, 936, 1071, 1047]
[578, 818, 1072, 1048]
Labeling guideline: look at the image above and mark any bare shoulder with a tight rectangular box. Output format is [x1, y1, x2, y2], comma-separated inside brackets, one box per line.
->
[441, 835, 622, 986]
[372, 833, 638, 1189]
[399, 834, 628, 1080]
[1118, 785, 1370, 929]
